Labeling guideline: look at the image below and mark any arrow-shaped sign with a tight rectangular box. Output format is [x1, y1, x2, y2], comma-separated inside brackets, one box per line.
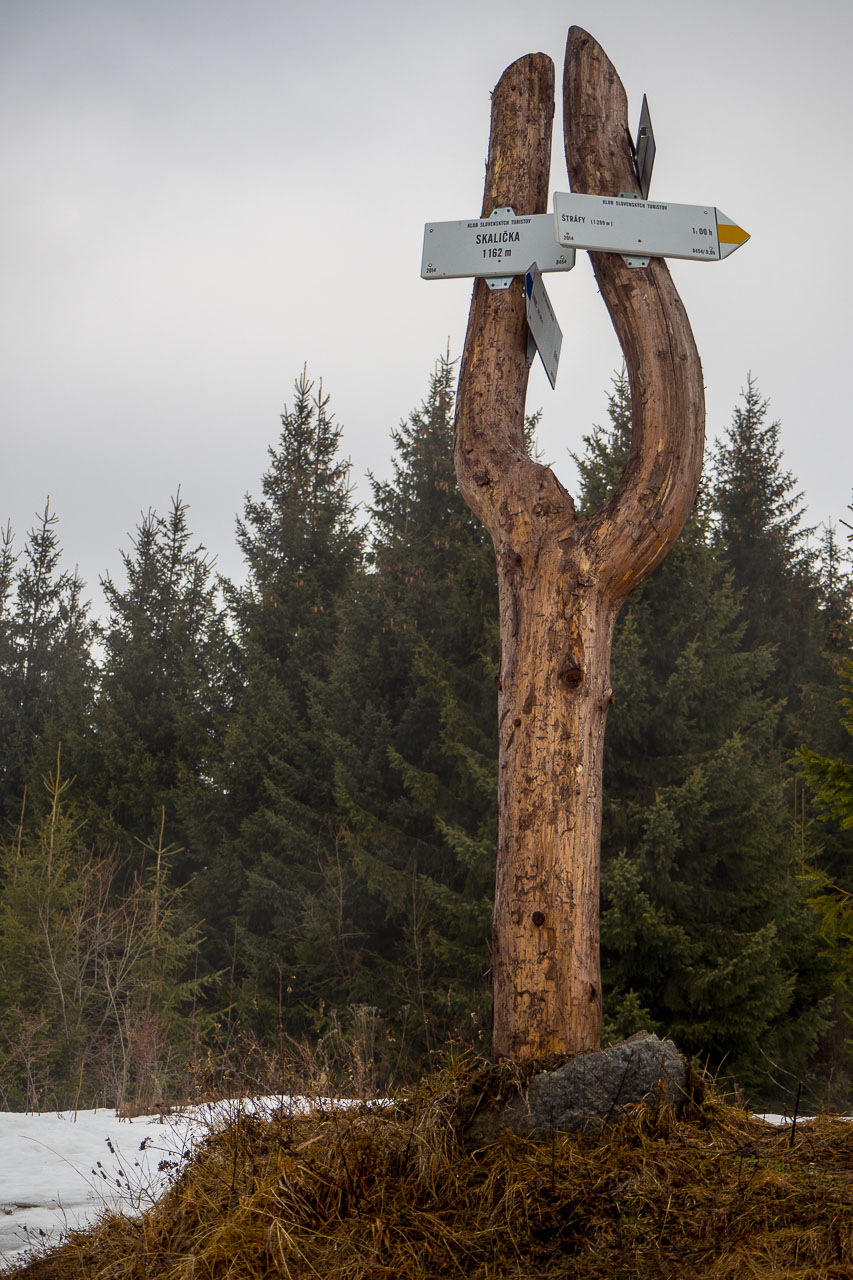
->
[422, 208, 575, 285]
[632, 95, 655, 201]
[553, 192, 748, 262]
[524, 263, 562, 389]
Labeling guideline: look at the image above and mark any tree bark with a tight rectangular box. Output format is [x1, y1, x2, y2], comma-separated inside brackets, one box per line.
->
[454, 30, 705, 1060]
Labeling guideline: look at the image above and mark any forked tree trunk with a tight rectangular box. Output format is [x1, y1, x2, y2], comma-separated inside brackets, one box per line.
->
[454, 29, 705, 1060]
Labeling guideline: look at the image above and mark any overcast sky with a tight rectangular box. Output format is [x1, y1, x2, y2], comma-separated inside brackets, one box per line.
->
[2, 0, 851, 611]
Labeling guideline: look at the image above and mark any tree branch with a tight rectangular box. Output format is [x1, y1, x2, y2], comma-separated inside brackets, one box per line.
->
[455, 54, 576, 547]
[563, 26, 705, 602]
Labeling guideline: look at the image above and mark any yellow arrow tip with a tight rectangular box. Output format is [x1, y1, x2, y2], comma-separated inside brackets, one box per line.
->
[718, 222, 749, 246]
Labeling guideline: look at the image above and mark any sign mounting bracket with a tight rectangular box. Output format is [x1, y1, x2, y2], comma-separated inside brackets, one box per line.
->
[617, 193, 650, 268]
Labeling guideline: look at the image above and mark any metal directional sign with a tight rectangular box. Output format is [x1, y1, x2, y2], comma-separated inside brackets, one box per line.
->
[422, 207, 575, 288]
[524, 263, 562, 389]
[633, 95, 655, 201]
[553, 191, 749, 262]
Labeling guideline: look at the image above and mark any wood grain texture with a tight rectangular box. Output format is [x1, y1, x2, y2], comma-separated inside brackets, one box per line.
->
[455, 32, 705, 1060]
[563, 25, 706, 601]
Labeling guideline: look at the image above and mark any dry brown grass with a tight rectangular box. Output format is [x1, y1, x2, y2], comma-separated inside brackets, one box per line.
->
[6, 1056, 853, 1280]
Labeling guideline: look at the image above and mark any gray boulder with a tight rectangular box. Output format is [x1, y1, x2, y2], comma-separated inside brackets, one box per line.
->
[467, 1031, 687, 1142]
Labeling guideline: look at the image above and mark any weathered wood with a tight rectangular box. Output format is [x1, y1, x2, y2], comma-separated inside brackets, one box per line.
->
[455, 32, 705, 1060]
[562, 27, 706, 599]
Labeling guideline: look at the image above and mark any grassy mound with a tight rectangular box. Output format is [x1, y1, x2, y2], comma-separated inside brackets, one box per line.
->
[8, 1058, 853, 1279]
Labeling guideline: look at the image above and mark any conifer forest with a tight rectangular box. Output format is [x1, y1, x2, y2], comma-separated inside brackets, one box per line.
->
[1, 357, 852, 1116]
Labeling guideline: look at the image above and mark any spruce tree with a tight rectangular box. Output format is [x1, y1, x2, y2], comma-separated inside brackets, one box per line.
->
[87, 492, 236, 877]
[799, 663, 853, 845]
[230, 369, 362, 709]
[0, 524, 19, 818]
[577, 374, 833, 1100]
[709, 379, 853, 1097]
[216, 371, 363, 1033]
[797, 654, 853, 1104]
[816, 523, 852, 658]
[314, 354, 500, 1064]
[711, 377, 836, 755]
[0, 502, 96, 827]
[798, 490, 853, 888]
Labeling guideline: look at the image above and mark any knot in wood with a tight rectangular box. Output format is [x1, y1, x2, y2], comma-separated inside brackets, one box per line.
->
[531, 911, 545, 927]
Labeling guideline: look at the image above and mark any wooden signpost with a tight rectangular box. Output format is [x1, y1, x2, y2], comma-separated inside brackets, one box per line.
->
[423, 28, 747, 1059]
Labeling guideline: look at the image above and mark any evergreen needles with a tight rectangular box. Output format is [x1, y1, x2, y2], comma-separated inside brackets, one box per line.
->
[2, 361, 853, 1110]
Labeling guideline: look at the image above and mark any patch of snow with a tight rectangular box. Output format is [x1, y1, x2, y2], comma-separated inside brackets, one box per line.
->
[754, 1112, 853, 1126]
[0, 1096, 341, 1269]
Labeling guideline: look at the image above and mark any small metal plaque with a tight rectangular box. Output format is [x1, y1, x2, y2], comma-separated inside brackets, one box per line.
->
[634, 95, 655, 200]
[524, 263, 562, 390]
[553, 192, 749, 262]
[422, 208, 575, 282]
